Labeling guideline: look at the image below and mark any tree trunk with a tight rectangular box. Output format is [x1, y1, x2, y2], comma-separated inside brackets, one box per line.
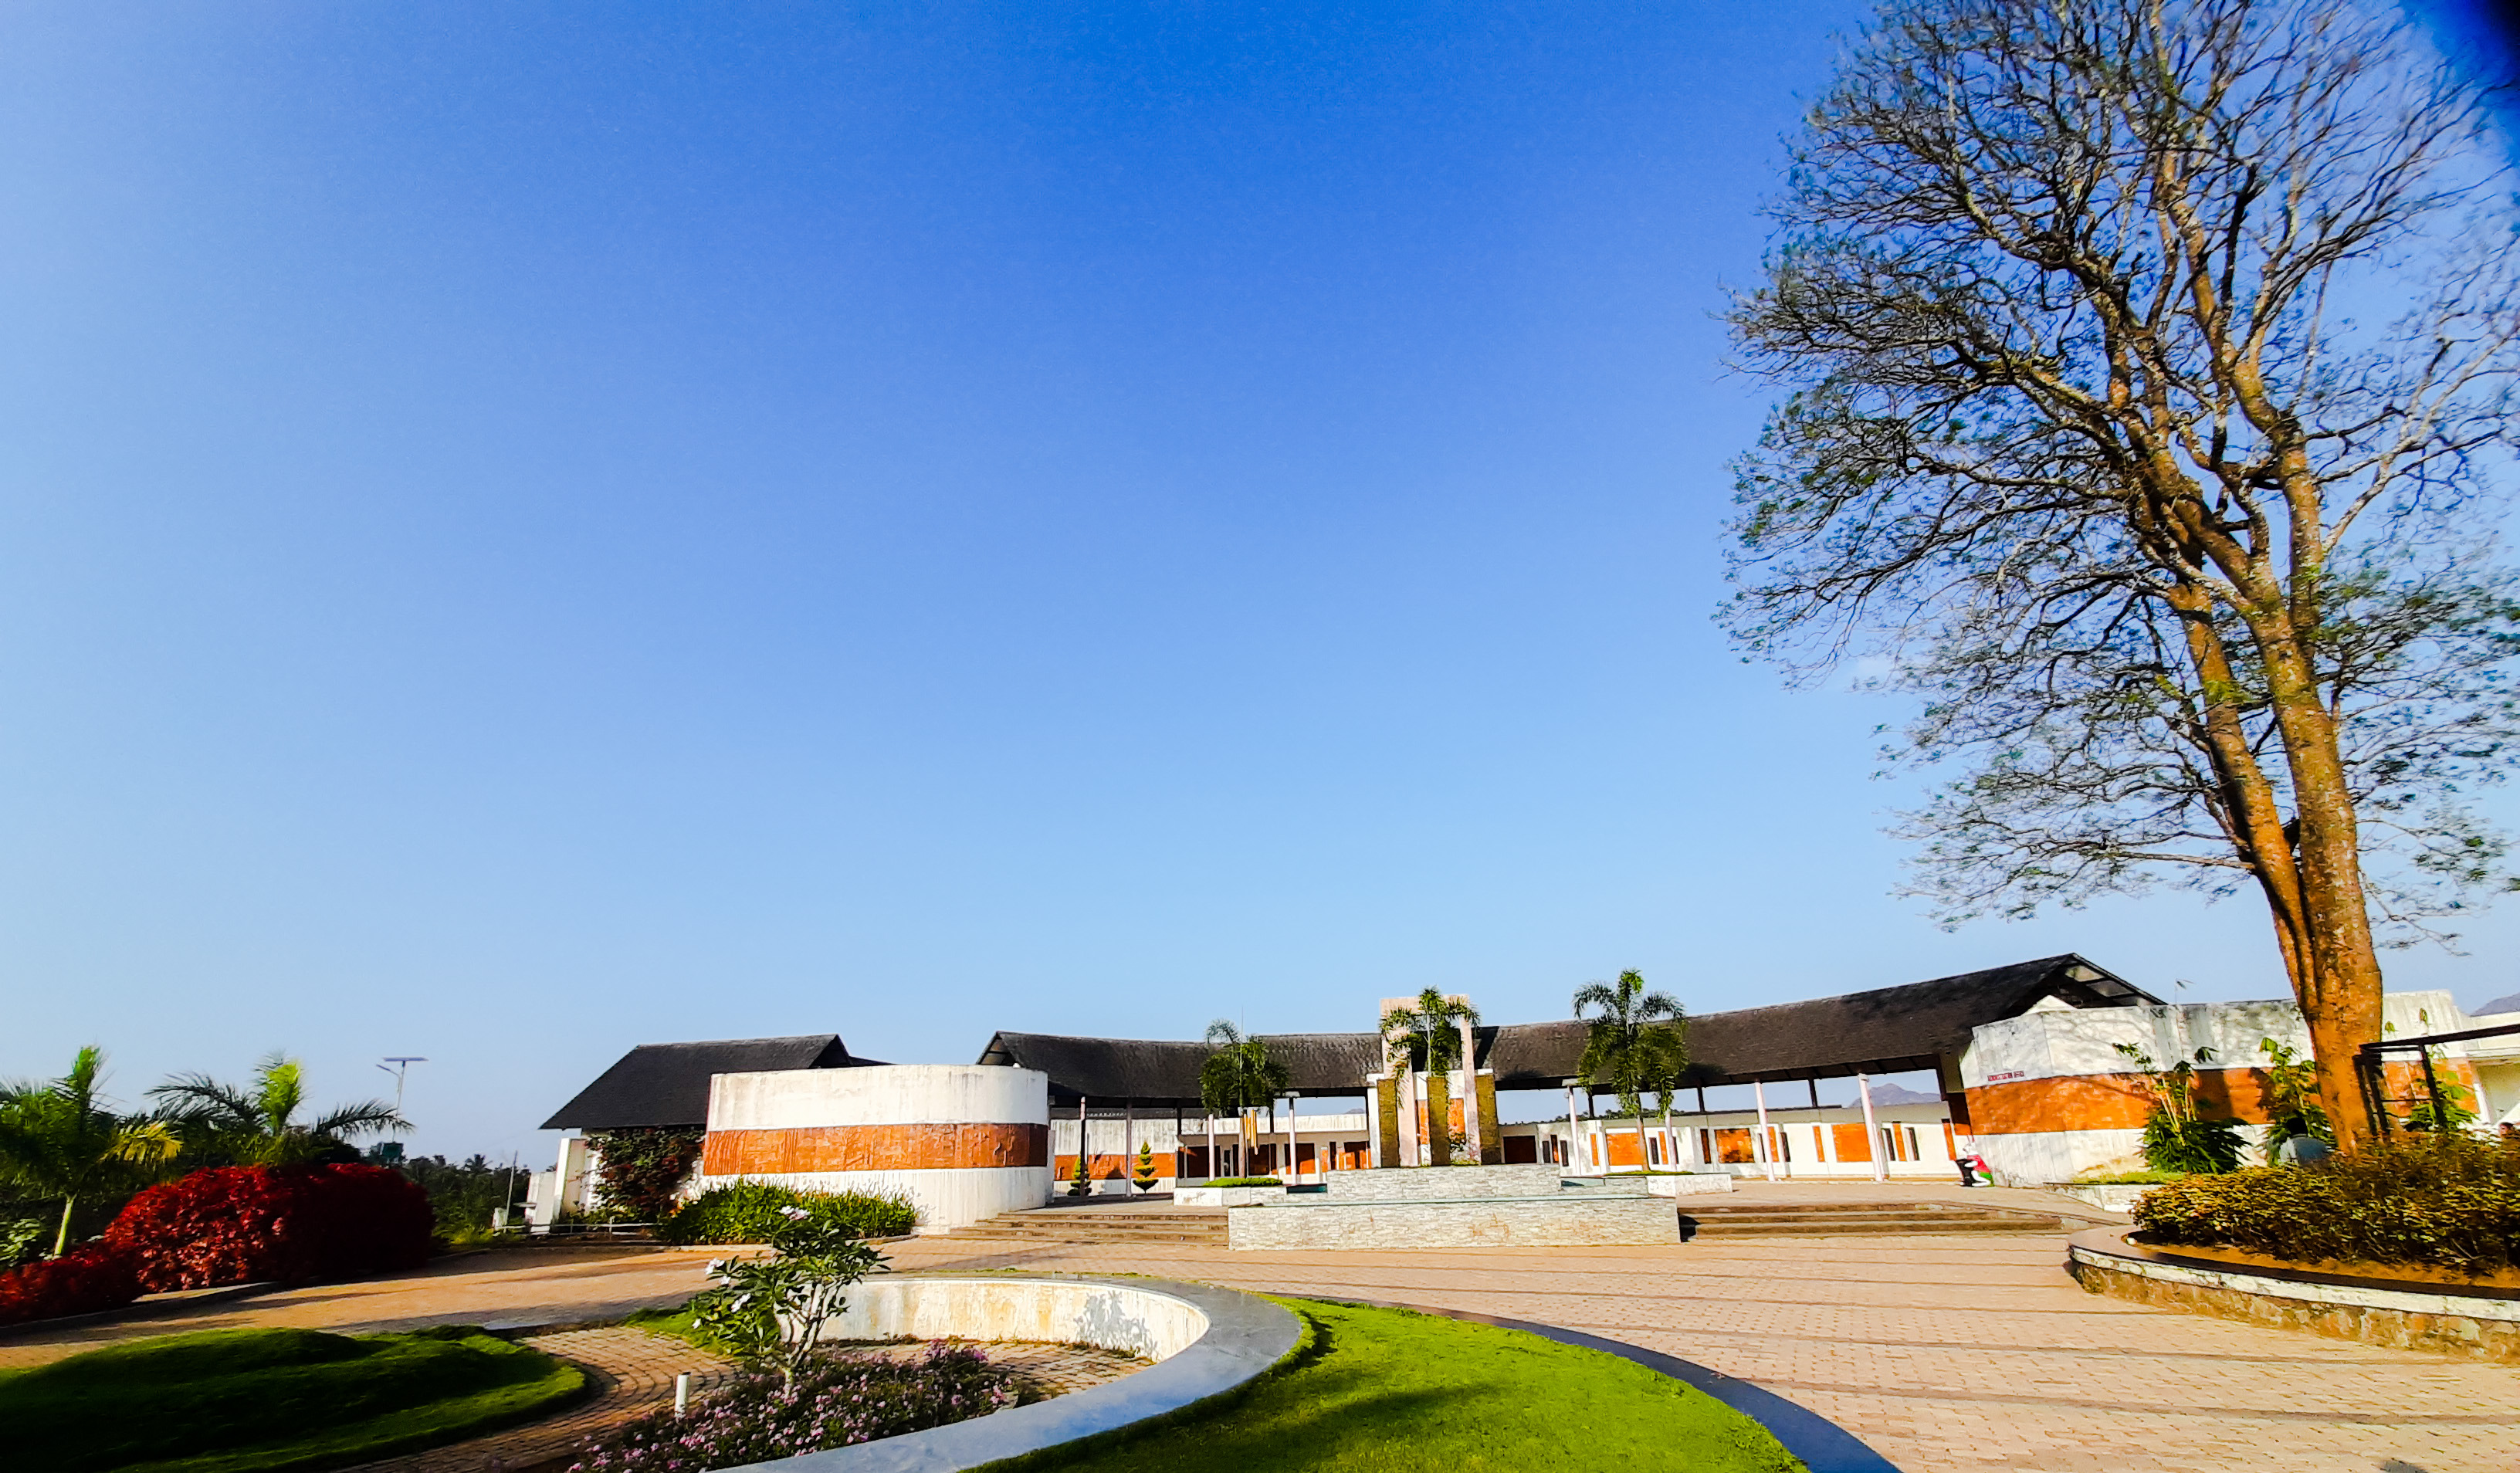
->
[52, 1194, 76, 1258]
[2254, 622, 2390, 1153]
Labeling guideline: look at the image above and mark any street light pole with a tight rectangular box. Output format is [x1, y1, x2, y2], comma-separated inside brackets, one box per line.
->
[378, 1058, 427, 1127]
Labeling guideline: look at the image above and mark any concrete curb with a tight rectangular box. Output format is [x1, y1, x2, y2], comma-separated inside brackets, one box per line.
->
[723, 1275, 1301, 1473]
[2066, 1227, 2520, 1320]
[0, 1280, 285, 1341]
[1320, 1297, 1902, 1473]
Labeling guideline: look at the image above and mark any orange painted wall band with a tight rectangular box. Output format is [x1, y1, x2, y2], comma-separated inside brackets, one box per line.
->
[701, 1122, 1049, 1175]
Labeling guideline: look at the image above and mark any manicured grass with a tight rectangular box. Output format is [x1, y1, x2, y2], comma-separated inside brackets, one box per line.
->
[622, 1298, 748, 1356]
[1018, 1298, 1805, 1473]
[0, 1325, 585, 1473]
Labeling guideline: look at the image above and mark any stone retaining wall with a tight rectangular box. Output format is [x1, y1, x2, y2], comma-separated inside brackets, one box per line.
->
[1228, 1194, 1677, 1250]
[2068, 1228, 2520, 1365]
[1319, 1163, 1570, 1200]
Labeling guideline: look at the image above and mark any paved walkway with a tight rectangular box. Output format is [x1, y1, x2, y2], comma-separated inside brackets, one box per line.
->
[340, 1325, 737, 1473]
[5, 1221, 2514, 1471]
[876, 1226, 2518, 1473]
[0, 1244, 722, 1371]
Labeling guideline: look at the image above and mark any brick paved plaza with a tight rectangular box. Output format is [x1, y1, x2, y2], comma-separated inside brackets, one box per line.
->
[3, 1224, 2513, 1472]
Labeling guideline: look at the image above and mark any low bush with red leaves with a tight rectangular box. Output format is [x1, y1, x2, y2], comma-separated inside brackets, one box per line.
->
[106, 1163, 435, 1291]
[0, 1163, 431, 1326]
[0, 1242, 140, 1326]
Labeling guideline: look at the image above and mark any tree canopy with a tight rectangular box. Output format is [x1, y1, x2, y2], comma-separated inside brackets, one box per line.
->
[0, 1048, 178, 1257]
[1199, 1021, 1289, 1122]
[150, 1054, 409, 1167]
[1726, 0, 2520, 1145]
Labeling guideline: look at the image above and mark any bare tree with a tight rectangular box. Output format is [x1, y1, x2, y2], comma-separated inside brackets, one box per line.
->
[1725, 0, 2520, 1148]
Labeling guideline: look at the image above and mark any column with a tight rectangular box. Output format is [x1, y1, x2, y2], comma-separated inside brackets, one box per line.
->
[1856, 1073, 1885, 1183]
[1753, 1080, 1779, 1181]
[1565, 1085, 1583, 1173]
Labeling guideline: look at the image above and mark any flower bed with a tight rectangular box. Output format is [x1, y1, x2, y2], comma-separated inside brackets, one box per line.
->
[567, 1343, 1021, 1472]
[2132, 1135, 2520, 1276]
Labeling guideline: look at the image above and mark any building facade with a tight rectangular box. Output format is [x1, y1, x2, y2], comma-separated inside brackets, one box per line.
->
[528, 957, 2520, 1227]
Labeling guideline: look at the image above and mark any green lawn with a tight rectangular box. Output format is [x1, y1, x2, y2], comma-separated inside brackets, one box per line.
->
[1016, 1297, 1805, 1473]
[0, 1325, 586, 1473]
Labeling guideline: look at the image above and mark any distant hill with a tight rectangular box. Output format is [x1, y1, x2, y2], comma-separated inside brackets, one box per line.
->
[1862, 1082, 1942, 1106]
[2475, 992, 2520, 1018]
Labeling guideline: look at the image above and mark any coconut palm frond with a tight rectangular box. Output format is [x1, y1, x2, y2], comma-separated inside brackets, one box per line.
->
[309, 1101, 411, 1141]
[147, 1072, 261, 1126]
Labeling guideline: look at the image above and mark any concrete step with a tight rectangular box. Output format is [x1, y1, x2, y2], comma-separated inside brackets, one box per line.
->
[934, 1209, 1231, 1247]
[1682, 1202, 2059, 1237]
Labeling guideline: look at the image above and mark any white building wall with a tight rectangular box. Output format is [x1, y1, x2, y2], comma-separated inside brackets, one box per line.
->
[698, 1064, 1052, 1233]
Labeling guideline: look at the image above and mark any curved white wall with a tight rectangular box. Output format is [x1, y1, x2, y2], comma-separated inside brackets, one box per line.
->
[699, 1064, 1052, 1231]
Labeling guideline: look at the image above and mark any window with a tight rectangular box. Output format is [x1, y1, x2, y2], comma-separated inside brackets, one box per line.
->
[1904, 1126, 1922, 1162]
[1648, 1135, 1663, 1166]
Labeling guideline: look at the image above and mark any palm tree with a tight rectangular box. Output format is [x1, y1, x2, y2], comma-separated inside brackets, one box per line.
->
[150, 1054, 409, 1167]
[1638, 1019, 1693, 1171]
[1199, 1022, 1288, 1180]
[1573, 970, 1685, 1174]
[0, 1048, 180, 1257]
[1379, 989, 1481, 1163]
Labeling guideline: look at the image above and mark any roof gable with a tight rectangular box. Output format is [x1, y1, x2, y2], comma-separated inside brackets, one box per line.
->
[541, 1034, 855, 1130]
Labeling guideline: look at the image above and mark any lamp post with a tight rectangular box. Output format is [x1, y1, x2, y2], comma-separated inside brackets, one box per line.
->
[376, 1058, 425, 1161]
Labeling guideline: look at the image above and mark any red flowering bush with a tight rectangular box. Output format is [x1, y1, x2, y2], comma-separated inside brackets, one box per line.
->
[0, 1243, 140, 1326]
[106, 1163, 434, 1290]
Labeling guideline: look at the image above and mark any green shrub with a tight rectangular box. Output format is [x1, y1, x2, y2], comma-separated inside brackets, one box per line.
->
[2139, 1114, 2244, 1176]
[588, 1128, 705, 1222]
[656, 1182, 916, 1245]
[2132, 1134, 2520, 1275]
[1201, 1177, 1282, 1187]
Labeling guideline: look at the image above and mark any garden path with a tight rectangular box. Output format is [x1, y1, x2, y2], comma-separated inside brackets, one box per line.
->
[0, 1243, 720, 1371]
[5, 1224, 2514, 1471]
[339, 1325, 737, 1473]
[879, 1222, 2519, 1473]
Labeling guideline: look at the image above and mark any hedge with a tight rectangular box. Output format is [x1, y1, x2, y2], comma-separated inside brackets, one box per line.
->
[0, 1164, 435, 1328]
[655, 1182, 916, 1245]
[2132, 1134, 2520, 1275]
[0, 1243, 141, 1326]
[107, 1163, 435, 1291]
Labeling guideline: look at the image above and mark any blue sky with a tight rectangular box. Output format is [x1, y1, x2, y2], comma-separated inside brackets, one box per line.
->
[6, 2, 2518, 1159]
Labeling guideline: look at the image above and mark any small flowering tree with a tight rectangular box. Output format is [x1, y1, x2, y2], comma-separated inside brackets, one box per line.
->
[692, 1205, 884, 1386]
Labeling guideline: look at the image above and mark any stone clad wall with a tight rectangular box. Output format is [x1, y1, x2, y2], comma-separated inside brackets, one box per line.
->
[2069, 1245, 2520, 1365]
[1228, 1194, 1676, 1250]
[1320, 1163, 1570, 1201]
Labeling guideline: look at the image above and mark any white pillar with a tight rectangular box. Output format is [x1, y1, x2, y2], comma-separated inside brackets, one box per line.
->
[1856, 1073, 1885, 1182]
[1565, 1085, 1583, 1173]
[1753, 1080, 1779, 1181]
[1285, 1095, 1299, 1181]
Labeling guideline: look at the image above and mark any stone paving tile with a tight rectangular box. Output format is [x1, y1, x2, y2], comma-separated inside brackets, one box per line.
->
[8, 1224, 2512, 1472]
[338, 1326, 738, 1473]
[0, 1245, 722, 1371]
[880, 1229, 2520, 1473]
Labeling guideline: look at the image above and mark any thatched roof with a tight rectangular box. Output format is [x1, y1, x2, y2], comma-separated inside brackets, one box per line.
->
[978, 954, 2156, 1102]
[974, 1031, 1382, 1108]
[540, 1034, 862, 1130]
[1491, 953, 2156, 1089]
